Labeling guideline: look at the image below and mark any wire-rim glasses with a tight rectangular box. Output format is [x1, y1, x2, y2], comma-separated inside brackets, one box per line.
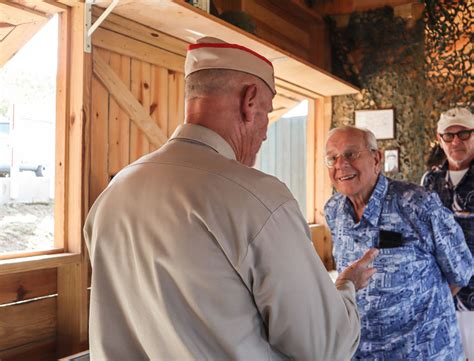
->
[324, 149, 374, 168]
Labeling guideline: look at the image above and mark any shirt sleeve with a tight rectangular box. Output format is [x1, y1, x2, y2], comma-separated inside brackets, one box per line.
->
[426, 192, 474, 286]
[239, 200, 360, 361]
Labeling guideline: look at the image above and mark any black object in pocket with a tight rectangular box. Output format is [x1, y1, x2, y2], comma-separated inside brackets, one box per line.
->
[378, 230, 404, 248]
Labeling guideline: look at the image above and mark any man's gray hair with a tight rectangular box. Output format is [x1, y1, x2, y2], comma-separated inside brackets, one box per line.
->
[185, 69, 255, 100]
[326, 125, 378, 152]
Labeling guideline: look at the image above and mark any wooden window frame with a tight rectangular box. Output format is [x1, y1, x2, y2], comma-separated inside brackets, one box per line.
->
[0, 2, 86, 268]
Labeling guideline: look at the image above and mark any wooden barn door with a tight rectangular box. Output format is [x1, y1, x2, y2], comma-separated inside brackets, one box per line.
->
[88, 8, 187, 206]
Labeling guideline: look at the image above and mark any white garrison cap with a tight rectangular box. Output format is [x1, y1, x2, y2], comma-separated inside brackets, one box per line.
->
[185, 36, 276, 94]
[437, 107, 474, 133]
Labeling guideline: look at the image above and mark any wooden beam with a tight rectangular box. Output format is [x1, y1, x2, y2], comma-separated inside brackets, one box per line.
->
[56, 3, 89, 358]
[0, 19, 49, 68]
[0, 297, 56, 351]
[92, 27, 185, 73]
[0, 254, 80, 275]
[93, 52, 168, 147]
[0, 337, 56, 361]
[93, 0, 358, 96]
[92, 6, 187, 56]
[0, 268, 57, 305]
[57, 261, 88, 357]
[0, 2, 48, 25]
[314, 96, 335, 270]
[306, 99, 316, 224]
[0, 23, 14, 41]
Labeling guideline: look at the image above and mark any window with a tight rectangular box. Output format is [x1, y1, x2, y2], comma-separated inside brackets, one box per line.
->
[0, 16, 59, 255]
[255, 100, 309, 218]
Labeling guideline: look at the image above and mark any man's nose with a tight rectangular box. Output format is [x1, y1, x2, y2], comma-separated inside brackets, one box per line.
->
[451, 135, 463, 145]
[334, 155, 351, 168]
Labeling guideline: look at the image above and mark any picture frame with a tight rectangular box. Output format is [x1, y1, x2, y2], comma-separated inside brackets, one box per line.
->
[384, 148, 399, 173]
[355, 109, 395, 140]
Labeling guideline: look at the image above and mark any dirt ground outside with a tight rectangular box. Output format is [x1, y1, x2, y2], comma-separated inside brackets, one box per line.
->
[0, 202, 54, 254]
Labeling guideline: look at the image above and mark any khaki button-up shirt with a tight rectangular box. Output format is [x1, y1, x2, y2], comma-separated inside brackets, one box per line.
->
[85, 123, 360, 360]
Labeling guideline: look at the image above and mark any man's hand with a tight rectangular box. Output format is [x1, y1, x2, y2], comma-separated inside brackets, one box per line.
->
[335, 248, 379, 291]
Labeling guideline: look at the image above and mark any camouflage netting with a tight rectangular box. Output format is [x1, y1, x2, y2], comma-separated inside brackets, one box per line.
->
[328, 1, 473, 183]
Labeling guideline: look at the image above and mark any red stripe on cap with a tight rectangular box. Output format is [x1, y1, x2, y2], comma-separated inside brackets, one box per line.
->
[188, 42, 273, 68]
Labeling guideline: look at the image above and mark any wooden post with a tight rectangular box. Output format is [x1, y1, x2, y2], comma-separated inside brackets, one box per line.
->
[56, 2, 89, 357]
[314, 96, 335, 270]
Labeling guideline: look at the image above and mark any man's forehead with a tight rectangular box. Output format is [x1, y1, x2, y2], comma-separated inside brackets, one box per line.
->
[327, 131, 365, 150]
[443, 125, 469, 132]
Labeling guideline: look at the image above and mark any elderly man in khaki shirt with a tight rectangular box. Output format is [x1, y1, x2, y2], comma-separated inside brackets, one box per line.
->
[84, 37, 379, 360]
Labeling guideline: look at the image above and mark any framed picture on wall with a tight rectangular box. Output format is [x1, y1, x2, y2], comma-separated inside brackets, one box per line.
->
[355, 109, 395, 139]
[384, 148, 399, 173]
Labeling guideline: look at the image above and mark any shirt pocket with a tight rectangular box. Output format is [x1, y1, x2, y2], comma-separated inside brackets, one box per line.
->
[373, 245, 417, 291]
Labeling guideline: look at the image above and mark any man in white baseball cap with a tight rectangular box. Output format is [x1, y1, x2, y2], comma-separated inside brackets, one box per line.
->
[423, 107, 474, 358]
[85, 36, 379, 360]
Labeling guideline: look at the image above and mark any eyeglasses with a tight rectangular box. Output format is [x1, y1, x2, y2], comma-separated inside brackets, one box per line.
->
[440, 129, 473, 142]
[324, 149, 373, 168]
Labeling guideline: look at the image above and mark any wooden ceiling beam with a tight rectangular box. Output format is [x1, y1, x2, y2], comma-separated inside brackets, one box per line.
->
[313, 0, 419, 15]
[0, 23, 15, 42]
[0, 19, 49, 68]
[0, 2, 48, 26]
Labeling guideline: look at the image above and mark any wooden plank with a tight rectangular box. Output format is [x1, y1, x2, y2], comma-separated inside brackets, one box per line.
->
[0, 19, 48, 67]
[90, 48, 110, 205]
[0, 2, 48, 25]
[0, 23, 15, 41]
[306, 99, 316, 224]
[0, 248, 64, 261]
[54, 10, 68, 248]
[108, 52, 131, 176]
[0, 337, 56, 361]
[93, 52, 168, 147]
[242, 0, 310, 49]
[0, 297, 56, 351]
[167, 71, 185, 137]
[314, 96, 334, 270]
[92, 6, 187, 56]
[149, 65, 169, 152]
[11, 0, 68, 14]
[93, 0, 358, 96]
[92, 27, 185, 73]
[0, 254, 80, 275]
[309, 224, 326, 256]
[130, 58, 151, 162]
[57, 261, 89, 357]
[0, 268, 57, 305]
[55, 0, 82, 6]
[274, 93, 300, 109]
[267, 123, 277, 175]
[275, 78, 323, 100]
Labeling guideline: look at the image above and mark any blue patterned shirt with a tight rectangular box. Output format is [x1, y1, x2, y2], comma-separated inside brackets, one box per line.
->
[423, 160, 474, 310]
[325, 175, 473, 361]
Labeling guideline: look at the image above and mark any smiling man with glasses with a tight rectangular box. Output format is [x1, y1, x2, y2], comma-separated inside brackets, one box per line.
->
[324, 125, 472, 361]
[422, 107, 474, 358]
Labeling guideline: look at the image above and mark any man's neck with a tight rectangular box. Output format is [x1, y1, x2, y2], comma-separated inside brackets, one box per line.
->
[448, 160, 471, 171]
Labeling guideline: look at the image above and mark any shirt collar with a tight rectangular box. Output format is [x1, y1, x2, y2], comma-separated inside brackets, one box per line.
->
[338, 174, 388, 227]
[362, 174, 389, 227]
[169, 123, 237, 161]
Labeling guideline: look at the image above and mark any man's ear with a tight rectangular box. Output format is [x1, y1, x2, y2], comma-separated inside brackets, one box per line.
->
[241, 84, 258, 123]
[374, 150, 383, 173]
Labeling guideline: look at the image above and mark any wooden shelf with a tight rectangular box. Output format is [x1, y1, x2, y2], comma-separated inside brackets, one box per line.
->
[94, 0, 359, 97]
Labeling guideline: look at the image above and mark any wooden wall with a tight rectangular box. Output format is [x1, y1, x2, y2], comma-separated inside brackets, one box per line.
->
[88, 8, 187, 205]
